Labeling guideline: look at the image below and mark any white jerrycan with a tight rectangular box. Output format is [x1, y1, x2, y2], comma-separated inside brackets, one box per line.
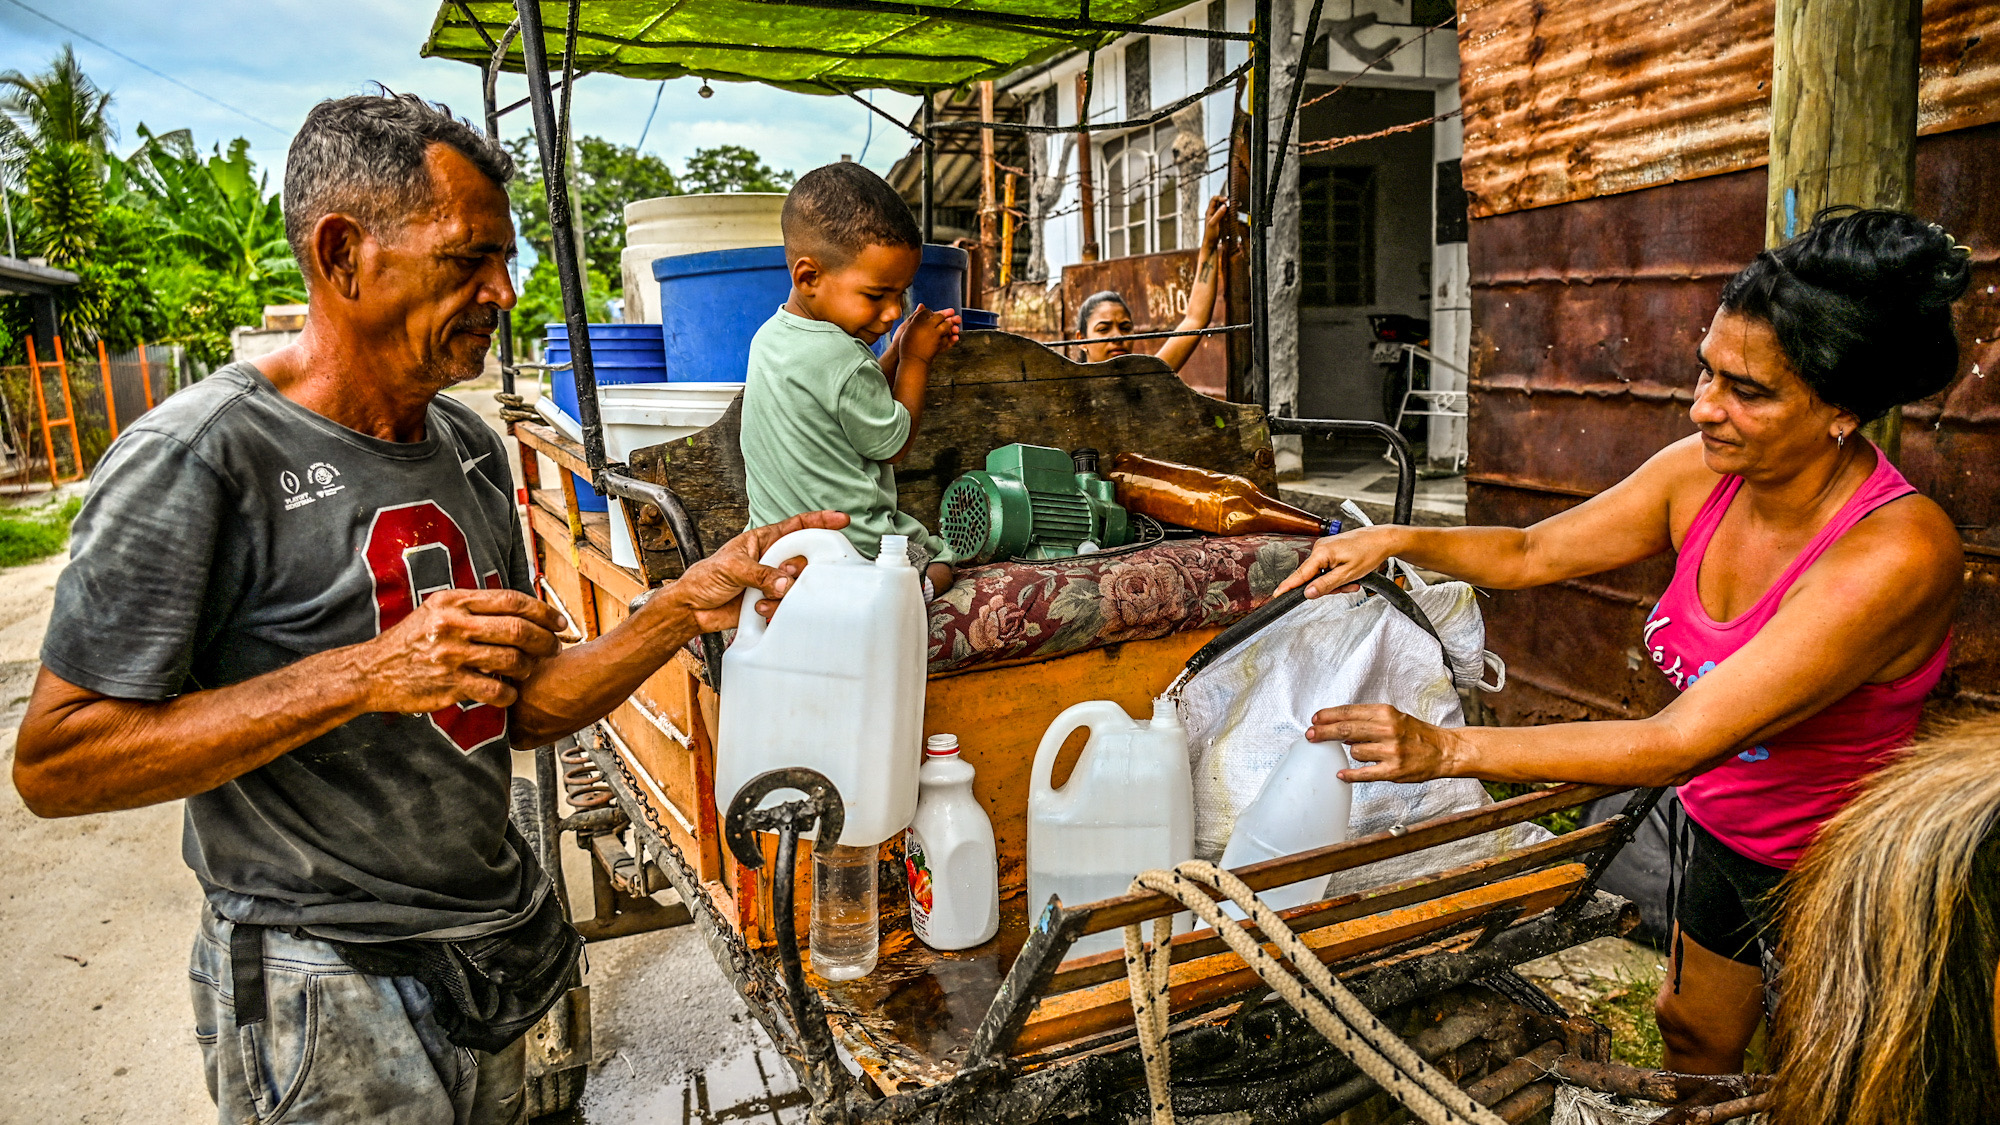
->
[1217, 736, 1354, 916]
[715, 529, 926, 847]
[1028, 697, 1196, 959]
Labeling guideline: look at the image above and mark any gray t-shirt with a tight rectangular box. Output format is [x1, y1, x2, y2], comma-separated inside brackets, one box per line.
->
[41, 363, 541, 941]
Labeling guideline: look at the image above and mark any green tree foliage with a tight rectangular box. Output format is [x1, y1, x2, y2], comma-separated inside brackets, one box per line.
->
[0, 45, 115, 167]
[113, 126, 302, 301]
[504, 133, 682, 282]
[502, 137, 791, 347]
[0, 46, 290, 368]
[681, 145, 795, 194]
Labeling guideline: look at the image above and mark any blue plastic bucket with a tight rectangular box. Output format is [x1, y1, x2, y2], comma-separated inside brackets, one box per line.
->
[654, 246, 792, 383]
[544, 323, 667, 512]
[959, 307, 1000, 332]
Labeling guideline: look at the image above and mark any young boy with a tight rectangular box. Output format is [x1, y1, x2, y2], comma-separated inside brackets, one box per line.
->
[741, 162, 961, 596]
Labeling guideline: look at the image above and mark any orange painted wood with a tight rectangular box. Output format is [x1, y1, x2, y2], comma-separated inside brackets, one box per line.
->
[1013, 864, 1588, 1053]
[1046, 819, 1624, 993]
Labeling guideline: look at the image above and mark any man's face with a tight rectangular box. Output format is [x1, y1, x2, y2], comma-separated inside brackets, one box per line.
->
[355, 144, 517, 390]
[793, 243, 922, 343]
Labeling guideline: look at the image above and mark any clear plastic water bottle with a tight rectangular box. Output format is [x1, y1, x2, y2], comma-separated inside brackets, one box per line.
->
[810, 843, 879, 980]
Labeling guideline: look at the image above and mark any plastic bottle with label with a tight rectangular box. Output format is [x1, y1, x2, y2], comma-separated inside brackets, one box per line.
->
[715, 529, 927, 849]
[1217, 735, 1354, 916]
[1028, 696, 1196, 958]
[904, 734, 1000, 950]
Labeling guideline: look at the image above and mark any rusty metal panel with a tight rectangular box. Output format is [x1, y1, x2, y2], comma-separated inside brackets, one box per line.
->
[1466, 125, 2000, 719]
[1456, 0, 2000, 219]
[1469, 484, 1682, 726]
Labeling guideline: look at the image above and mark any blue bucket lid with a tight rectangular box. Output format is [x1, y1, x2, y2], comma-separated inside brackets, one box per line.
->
[653, 244, 788, 281]
[544, 322, 663, 339]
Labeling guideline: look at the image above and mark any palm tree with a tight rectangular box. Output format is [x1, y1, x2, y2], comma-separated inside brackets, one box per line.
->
[0, 44, 116, 170]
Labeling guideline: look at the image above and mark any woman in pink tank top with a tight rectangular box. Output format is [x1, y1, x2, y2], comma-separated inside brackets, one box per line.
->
[1276, 208, 1972, 1075]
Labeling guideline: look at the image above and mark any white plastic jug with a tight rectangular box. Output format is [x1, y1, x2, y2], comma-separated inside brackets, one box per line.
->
[1028, 697, 1196, 958]
[904, 734, 999, 950]
[715, 529, 926, 847]
[1217, 736, 1354, 916]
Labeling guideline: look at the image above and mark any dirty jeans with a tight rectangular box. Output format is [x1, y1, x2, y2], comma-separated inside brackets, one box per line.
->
[189, 911, 526, 1125]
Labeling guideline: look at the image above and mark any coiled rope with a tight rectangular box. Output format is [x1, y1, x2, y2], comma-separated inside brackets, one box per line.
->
[1121, 861, 1508, 1125]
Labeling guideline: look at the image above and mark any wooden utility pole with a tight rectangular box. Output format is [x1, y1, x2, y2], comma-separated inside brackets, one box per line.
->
[1077, 70, 1099, 262]
[1767, 0, 1920, 459]
[979, 81, 999, 292]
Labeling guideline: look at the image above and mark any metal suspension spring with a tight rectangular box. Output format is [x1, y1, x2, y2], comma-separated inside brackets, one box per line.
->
[559, 741, 613, 810]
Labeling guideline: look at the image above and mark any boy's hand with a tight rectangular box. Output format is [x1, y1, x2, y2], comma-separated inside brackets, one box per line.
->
[895, 305, 962, 365]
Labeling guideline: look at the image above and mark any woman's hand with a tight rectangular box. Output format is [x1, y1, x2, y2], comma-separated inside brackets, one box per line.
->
[1273, 525, 1405, 598]
[1310, 703, 1465, 783]
[1198, 195, 1230, 256]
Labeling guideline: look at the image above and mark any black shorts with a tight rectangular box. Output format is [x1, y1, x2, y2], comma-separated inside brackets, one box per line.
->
[1673, 815, 1786, 967]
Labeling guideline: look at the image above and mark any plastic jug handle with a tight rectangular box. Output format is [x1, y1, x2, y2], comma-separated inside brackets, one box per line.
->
[1031, 700, 1135, 796]
[731, 528, 864, 652]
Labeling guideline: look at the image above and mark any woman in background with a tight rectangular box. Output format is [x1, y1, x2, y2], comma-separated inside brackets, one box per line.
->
[1075, 196, 1230, 370]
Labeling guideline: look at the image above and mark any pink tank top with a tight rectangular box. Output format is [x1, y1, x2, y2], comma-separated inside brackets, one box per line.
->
[1647, 446, 1948, 869]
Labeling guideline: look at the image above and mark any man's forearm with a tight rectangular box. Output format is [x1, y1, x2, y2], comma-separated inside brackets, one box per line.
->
[14, 652, 376, 817]
[508, 592, 702, 746]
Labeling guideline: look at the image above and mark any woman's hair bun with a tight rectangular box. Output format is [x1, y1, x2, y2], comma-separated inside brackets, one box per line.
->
[1720, 207, 1972, 422]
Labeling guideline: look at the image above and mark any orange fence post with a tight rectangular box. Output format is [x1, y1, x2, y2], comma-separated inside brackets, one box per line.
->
[50, 337, 83, 480]
[98, 338, 120, 440]
[23, 336, 60, 487]
[137, 339, 155, 410]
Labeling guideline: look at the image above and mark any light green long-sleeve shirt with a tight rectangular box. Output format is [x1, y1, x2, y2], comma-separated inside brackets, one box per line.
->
[739, 308, 953, 564]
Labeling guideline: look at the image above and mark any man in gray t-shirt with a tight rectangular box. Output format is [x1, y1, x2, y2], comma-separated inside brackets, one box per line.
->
[14, 94, 843, 1125]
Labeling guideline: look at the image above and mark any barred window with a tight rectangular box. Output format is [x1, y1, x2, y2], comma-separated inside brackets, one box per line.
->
[1299, 165, 1376, 306]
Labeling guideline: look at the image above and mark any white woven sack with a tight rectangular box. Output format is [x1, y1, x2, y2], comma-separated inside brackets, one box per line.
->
[1179, 580, 1548, 897]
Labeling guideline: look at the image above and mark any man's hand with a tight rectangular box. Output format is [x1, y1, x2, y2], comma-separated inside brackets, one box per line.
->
[1273, 525, 1405, 599]
[894, 304, 962, 365]
[1307, 703, 1466, 783]
[351, 588, 563, 713]
[663, 511, 851, 632]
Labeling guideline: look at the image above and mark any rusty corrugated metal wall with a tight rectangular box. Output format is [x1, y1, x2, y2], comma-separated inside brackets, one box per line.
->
[1459, 0, 2000, 721]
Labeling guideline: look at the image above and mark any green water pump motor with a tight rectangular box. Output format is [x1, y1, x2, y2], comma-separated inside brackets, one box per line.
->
[940, 444, 1133, 565]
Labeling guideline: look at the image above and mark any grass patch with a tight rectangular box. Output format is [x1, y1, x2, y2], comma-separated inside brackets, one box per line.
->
[1586, 973, 1664, 1069]
[1482, 781, 1584, 834]
[0, 496, 82, 567]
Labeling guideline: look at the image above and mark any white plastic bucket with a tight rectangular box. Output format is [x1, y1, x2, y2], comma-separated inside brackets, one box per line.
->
[535, 383, 741, 568]
[620, 193, 787, 324]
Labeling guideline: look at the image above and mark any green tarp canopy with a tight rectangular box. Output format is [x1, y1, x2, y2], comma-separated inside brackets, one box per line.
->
[423, 0, 1199, 95]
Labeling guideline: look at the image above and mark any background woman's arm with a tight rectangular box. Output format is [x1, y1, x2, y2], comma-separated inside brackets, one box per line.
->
[1156, 197, 1231, 372]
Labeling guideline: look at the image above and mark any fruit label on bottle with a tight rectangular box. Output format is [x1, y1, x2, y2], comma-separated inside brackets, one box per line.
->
[904, 831, 934, 942]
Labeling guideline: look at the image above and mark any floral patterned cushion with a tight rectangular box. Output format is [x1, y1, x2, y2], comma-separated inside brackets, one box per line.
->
[926, 534, 1317, 676]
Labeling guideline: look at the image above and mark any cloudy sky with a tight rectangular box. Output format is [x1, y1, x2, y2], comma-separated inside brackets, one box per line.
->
[1, 0, 923, 187]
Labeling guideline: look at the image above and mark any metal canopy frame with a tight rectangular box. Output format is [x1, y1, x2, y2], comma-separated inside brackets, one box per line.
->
[475, 0, 1285, 493]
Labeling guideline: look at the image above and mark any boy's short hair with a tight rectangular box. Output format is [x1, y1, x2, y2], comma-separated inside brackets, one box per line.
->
[781, 162, 922, 268]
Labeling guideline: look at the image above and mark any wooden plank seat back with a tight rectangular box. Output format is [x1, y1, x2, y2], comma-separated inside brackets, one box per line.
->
[622, 332, 1279, 563]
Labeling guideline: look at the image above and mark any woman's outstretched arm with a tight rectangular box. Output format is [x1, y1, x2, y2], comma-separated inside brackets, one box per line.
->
[1276, 436, 1710, 598]
[1157, 196, 1231, 372]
